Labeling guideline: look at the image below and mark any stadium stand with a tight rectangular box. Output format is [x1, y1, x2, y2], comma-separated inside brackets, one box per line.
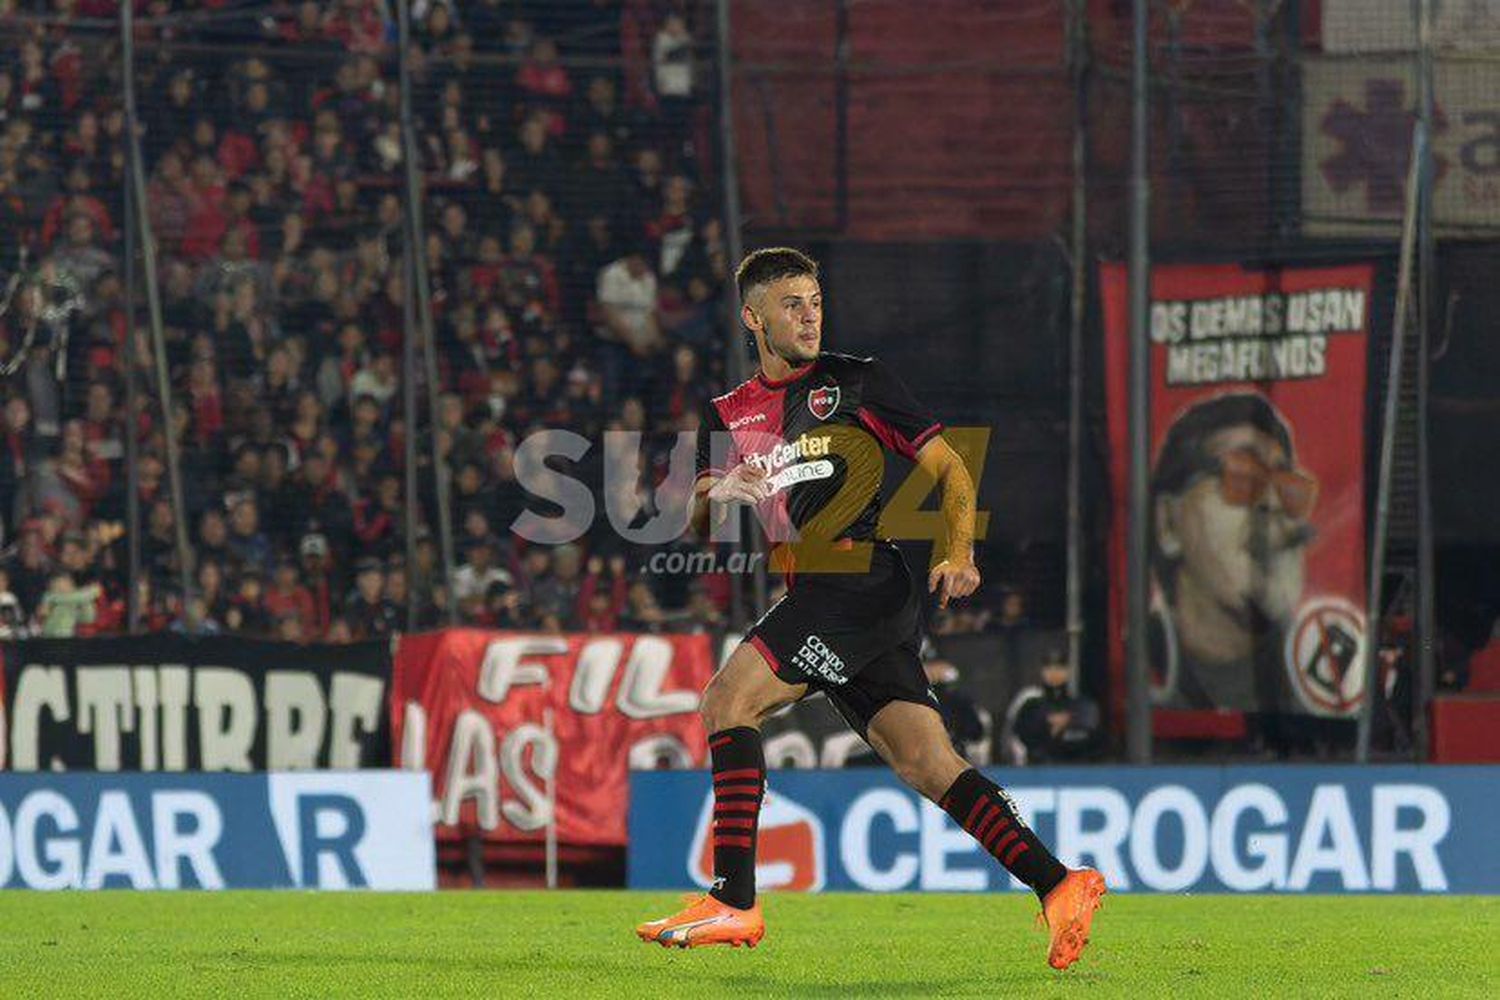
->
[0, 1, 738, 641]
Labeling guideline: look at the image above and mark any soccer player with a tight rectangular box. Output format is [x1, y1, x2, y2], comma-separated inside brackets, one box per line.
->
[636, 248, 1106, 969]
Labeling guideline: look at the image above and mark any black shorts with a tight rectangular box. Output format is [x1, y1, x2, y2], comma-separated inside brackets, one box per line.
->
[745, 542, 938, 736]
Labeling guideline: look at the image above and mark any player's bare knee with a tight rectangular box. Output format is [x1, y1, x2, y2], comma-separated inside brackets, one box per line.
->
[895, 742, 968, 801]
[699, 673, 754, 733]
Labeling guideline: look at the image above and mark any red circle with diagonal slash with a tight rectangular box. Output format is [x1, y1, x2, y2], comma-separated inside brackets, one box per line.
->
[1285, 598, 1367, 716]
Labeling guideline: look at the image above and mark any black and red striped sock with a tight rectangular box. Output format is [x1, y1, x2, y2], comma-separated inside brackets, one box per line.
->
[705, 726, 765, 910]
[940, 768, 1067, 899]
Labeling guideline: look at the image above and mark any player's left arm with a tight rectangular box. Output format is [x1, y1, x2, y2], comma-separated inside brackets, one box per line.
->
[915, 435, 981, 609]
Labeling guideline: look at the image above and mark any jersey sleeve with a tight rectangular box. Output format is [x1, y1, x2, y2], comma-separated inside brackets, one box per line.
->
[695, 401, 730, 483]
[856, 358, 944, 460]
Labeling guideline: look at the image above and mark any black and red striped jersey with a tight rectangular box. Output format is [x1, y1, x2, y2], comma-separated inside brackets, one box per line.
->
[695, 352, 942, 543]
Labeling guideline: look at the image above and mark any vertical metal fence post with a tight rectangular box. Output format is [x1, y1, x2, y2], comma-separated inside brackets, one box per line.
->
[121, 1, 195, 614]
[1065, 0, 1089, 693]
[1413, 0, 1437, 760]
[715, 0, 766, 625]
[1357, 123, 1426, 763]
[544, 706, 558, 890]
[122, 121, 141, 632]
[397, 0, 458, 625]
[1125, 0, 1153, 763]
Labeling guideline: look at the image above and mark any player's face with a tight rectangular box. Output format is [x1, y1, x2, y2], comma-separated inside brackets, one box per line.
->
[746, 274, 822, 365]
[1163, 425, 1310, 627]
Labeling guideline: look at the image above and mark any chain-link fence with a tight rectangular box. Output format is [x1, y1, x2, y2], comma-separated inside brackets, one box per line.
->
[3, 1, 1494, 759]
[0, 1, 741, 643]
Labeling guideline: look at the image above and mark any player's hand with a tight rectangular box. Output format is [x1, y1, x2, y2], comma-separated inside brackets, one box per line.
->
[928, 557, 980, 609]
[707, 461, 770, 506]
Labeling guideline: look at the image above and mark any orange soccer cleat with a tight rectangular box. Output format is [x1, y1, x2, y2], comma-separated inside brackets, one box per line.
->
[1041, 868, 1107, 970]
[635, 893, 766, 949]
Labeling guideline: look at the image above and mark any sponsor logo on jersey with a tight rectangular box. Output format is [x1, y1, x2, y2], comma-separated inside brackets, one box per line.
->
[690, 787, 826, 892]
[808, 385, 840, 421]
[728, 412, 768, 429]
[745, 434, 831, 475]
[767, 459, 835, 495]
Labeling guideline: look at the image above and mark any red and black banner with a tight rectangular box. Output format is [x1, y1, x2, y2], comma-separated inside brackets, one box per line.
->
[1102, 261, 1375, 720]
[391, 630, 713, 846]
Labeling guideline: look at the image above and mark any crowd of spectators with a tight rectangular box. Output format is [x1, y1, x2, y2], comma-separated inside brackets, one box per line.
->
[0, 0, 737, 640]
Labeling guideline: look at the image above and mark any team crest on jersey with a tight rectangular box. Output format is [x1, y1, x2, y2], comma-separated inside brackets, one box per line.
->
[807, 385, 840, 420]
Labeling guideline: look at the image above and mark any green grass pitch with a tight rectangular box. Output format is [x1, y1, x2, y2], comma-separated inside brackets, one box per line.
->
[0, 892, 1492, 998]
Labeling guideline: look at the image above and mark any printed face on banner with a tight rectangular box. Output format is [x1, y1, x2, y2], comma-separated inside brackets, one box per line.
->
[1149, 395, 1322, 709]
[1102, 263, 1374, 718]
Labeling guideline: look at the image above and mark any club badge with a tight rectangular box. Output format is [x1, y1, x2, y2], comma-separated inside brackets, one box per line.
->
[808, 385, 840, 421]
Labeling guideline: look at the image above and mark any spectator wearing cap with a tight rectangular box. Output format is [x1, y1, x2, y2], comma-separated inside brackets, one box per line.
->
[298, 531, 334, 634]
[346, 557, 398, 638]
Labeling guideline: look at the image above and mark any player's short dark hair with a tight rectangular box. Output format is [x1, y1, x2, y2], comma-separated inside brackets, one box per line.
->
[735, 247, 819, 300]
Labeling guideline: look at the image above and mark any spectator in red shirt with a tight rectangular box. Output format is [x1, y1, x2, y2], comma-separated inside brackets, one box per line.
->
[180, 155, 228, 261]
[518, 38, 574, 132]
[40, 164, 114, 248]
[263, 557, 317, 636]
[187, 358, 226, 447]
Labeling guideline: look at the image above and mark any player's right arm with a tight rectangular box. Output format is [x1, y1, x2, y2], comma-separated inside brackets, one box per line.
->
[691, 402, 769, 539]
[690, 463, 769, 538]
